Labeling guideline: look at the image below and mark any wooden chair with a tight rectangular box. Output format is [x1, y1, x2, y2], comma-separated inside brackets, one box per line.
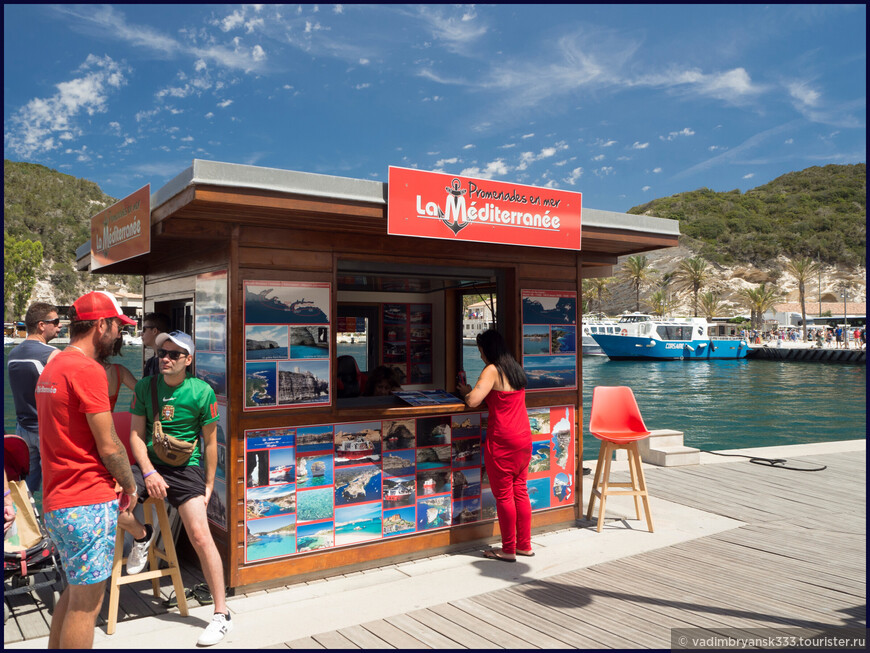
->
[105, 412, 188, 635]
[585, 386, 654, 533]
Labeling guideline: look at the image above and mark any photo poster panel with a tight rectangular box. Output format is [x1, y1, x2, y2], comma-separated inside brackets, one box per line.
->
[243, 281, 331, 411]
[520, 289, 578, 391]
[207, 399, 229, 530]
[196, 271, 229, 531]
[382, 303, 432, 385]
[242, 405, 574, 564]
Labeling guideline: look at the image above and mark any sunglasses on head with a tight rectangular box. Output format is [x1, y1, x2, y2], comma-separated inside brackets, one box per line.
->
[157, 348, 187, 360]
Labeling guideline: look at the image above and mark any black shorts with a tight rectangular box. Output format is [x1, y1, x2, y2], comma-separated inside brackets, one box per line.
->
[132, 463, 205, 509]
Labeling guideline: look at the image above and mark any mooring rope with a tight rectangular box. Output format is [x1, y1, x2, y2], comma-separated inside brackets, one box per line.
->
[700, 450, 828, 472]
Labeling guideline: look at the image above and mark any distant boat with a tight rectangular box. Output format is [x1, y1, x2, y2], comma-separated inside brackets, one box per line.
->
[336, 435, 375, 460]
[580, 317, 620, 356]
[122, 333, 143, 346]
[592, 313, 749, 361]
[384, 484, 412, 503]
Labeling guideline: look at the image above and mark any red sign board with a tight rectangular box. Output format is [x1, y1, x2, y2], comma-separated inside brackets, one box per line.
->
[90, 184, 150, 270]
[387, 167, 581, 250]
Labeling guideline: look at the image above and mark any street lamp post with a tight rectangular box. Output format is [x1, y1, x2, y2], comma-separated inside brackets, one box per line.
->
[840, 283, 849, 349]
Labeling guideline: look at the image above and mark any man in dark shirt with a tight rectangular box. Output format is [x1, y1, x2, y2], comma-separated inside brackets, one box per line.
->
[7, 302, 62, 492]
[141, 311, 170, 377]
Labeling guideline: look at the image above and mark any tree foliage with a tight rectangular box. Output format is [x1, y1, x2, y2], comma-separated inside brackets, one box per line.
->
[4, 234, 43, 322]
[3, 160, 143, 301]
[628, 164, 866, 267]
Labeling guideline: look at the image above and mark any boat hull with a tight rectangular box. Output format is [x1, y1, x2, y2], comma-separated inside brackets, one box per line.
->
[592, 334, 749, 360]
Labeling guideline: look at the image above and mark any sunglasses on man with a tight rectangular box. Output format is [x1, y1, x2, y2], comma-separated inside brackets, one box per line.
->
[157, 348, 188, 360]
[41, 318, 61, 326]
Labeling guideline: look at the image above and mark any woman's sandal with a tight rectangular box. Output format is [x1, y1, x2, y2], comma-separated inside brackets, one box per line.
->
[482, 548, 516, 562]
[162, 583, 213, 608]
[516, 550, 535, 557]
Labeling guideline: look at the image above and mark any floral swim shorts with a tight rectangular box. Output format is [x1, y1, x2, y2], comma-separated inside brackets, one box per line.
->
[44, 499, 118, 585]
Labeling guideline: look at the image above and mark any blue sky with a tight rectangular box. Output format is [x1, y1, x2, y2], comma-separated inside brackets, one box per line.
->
[3, 4, 865, 212]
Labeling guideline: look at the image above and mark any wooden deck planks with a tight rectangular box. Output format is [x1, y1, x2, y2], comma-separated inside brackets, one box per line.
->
[6, 451, 864, 648]
[356, 618, 433, 649]
[383, 612, 466, 649]
[449, 597, 574, 649]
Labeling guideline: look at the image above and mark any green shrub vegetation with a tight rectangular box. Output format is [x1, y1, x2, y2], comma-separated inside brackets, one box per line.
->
[3, 160, 142, 313]
[628, 164, 866, 267]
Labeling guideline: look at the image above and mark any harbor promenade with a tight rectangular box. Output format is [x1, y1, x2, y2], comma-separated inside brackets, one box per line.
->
[5, 440, 865, 649]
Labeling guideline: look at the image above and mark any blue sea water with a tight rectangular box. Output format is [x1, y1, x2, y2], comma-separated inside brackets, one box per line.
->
[246, 532, 295, 561]
[462, 344, 866, 462]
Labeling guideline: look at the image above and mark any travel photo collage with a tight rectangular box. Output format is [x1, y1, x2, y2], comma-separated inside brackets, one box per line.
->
[243, 280, 332, 411]
[195, 270, 230, 530]
[521, 289, 578, 391]
[243, 405, 575, 563]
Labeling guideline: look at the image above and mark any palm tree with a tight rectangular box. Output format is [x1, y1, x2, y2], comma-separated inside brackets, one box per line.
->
[698, 291, 725, 321]
[785, 256, 820, 341]
[645, 290, 679, 317]
[620, 255, 657, 312]
[739, 283, 783, 332]
[584, 277, 613, 315]
[675, 257, 711, 317]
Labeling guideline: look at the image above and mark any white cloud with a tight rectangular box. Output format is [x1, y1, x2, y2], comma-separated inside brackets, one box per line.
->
[742, 173, 755, 179]
[642, 185, 651, 192]
[435, 157, 459, 168]
[594, 166, 614, 177]
[359, 58, 370, 65]
[461, 158, 508, 179]
[334, 5, 344, 14]
[787, 81, 820, 107]
[631, 141, 649, 149]
[463, 144, 475, 149]
[217, 99, 233, 108]
[592, 154, 605, 162]
[205, 111, 214, 119]
[784, 138, 794, 144]
[662, 127, 695, 141]
[252, 45, 266, 62]
[564, 167, 583, 185]
[652, 167, 662, 173]
[355, 83, 371, 90]
[181, 136, 194, 142]
[4, 54, 128, 158]
[522, 133, 535, 139]
[598, 139, 617, 147]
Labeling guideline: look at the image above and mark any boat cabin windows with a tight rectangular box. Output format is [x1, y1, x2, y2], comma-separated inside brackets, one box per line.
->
[656, 325, 696, 341]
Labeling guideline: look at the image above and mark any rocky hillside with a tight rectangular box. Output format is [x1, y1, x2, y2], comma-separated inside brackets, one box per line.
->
[628, 163, 866, 268]
[591, 164, 867, 317]
[4, 160, 142, 310]
[594, 244, 865, 318]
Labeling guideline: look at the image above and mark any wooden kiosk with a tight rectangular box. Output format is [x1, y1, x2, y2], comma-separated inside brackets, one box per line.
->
[78, 160, 679, 590]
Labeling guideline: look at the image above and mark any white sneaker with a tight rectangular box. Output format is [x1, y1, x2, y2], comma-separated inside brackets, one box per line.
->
[126, 524, 154, 574]
[197, 612, 233, 646]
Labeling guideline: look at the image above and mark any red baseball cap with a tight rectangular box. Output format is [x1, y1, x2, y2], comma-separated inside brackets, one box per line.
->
[72, 291, 137, 325]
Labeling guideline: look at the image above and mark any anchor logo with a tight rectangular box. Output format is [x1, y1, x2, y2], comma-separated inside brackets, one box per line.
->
[438, 178, 470, 235]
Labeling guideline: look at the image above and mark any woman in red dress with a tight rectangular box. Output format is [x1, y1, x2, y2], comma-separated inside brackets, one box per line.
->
[458, 329, 533, 562]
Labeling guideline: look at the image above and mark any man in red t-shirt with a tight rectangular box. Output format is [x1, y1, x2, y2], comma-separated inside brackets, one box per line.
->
[36, 291, 138, 650]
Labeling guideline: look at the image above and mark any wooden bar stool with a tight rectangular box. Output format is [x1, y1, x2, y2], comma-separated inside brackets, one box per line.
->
[585, 386, 654, 533]
[106, 497, 189, 634]
[105, 412, 188, 634]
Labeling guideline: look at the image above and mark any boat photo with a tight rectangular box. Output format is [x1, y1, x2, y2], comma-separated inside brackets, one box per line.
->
[591, 313, 749, 361]
[335, 435, 375, 460]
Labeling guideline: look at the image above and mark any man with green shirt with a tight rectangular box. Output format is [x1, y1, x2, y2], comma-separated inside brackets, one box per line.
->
[122, 330, 232, 647]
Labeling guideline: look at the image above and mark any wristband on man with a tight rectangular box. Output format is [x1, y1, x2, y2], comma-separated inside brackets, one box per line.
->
[143, 470, 157, 479]
[3, 490, 10, 497]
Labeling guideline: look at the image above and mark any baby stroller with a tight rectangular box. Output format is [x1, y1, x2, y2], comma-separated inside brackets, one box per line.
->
[4, 434, 66, 621]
